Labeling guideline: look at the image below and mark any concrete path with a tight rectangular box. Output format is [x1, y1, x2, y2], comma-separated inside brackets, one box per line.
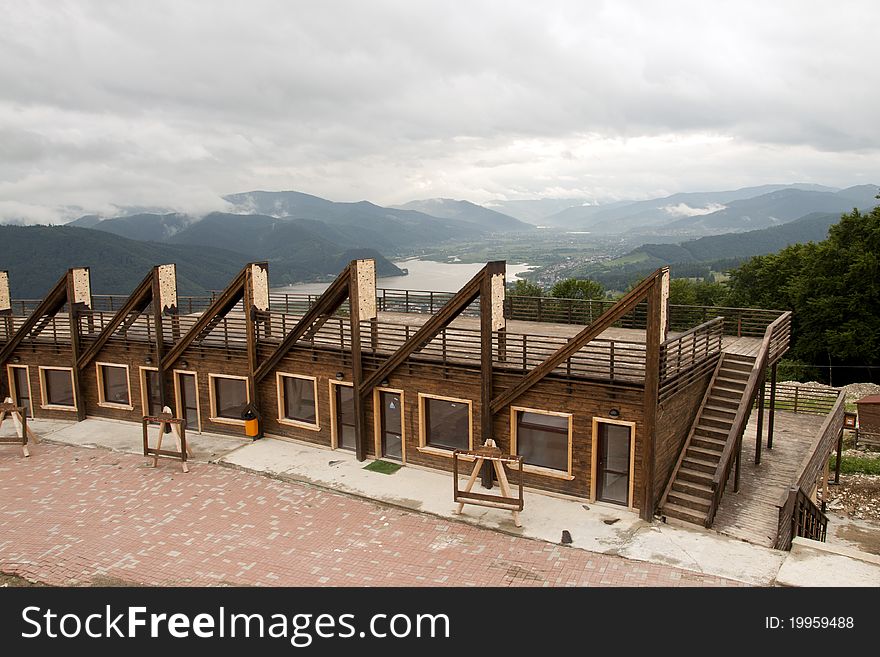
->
[3, 418, 877, 586]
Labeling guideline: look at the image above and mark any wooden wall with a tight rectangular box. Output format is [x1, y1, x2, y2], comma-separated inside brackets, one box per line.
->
[653, 367, 715, 503]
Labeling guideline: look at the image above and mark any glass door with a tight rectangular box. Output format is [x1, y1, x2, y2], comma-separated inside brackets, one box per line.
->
[379, 391, 403, 461]
[177, 372, 200, 432]
[11, 367, 32, 417]
[334, 384, 356, 451]
[596, 421, 632, 506]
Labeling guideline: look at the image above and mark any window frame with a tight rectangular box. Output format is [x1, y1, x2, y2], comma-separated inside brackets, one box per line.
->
[276, 372, 320, 431]
[509, 406, 574, 480]
[6, 364, 34, 418]
[590, 417, 637, 510]
[95, 361, 133, 410]
[207, 373, 250, 425]
[417, 392, 473, 458]
[38, 366, 77, 411]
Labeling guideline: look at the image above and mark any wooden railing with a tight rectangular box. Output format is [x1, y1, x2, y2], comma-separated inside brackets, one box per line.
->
[776, 488, 828, 550]
[658, 317, 723, 400]
[706, 312, 792, 527]
[757, 381, 840, 416]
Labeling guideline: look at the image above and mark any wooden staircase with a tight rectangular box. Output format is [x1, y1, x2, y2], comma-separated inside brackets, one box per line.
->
[660, 352, 756, 526]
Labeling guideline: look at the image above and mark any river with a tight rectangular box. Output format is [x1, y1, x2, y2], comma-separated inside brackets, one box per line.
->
[272, 258, 534, 294]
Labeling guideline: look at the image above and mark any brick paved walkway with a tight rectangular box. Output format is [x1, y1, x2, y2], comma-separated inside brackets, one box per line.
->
[0, 444, 742, 587]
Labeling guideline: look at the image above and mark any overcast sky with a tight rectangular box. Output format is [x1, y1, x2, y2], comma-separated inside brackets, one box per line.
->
[1, 0, 878, 223]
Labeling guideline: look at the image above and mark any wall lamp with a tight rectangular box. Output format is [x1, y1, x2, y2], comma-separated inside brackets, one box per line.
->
[180, 360, 188, 369]
[11, 356, 20, 363]
[144, 356, 153, 365]
[608, 408, 620, 418]
[335, 372, 344, 380]
[380, 378, 389, 387]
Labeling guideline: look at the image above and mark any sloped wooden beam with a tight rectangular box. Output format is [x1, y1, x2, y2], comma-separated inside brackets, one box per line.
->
[489, 268, 667, 414]
[77, 269, 155, 368]
[160, 264, 257, 370]
[358, 262, 505, 396]
[253, 264, 352, 383]
[0, 272, 69, 366]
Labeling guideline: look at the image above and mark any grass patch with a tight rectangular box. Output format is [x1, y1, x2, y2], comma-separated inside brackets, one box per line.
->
[363, 460, 403, 475]
[829, 454, 880, 475]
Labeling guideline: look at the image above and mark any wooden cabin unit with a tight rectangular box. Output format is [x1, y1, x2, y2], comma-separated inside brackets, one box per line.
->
[2, 259, 841, 549]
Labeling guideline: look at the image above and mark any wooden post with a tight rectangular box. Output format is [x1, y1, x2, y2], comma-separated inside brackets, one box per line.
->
[755, 373, 765, 465]
[348, 260, 376, 462]
[834, 429, 843, 485]
[66, 268, 90, 422]
[479, 270, 494, 489]
[640, 268, 666, 520]
[767, 362, 777, 449]
[244, 264, 268, 438]
[151, 265, 177, 414]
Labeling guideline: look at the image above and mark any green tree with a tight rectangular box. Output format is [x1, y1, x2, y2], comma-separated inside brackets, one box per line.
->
[726, 203, 880, 384]
[509, 278, 543, 297]
[550, 278, 605, 300]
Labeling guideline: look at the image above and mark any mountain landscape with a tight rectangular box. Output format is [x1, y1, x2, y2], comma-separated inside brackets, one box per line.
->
[2, 183, 877, 297]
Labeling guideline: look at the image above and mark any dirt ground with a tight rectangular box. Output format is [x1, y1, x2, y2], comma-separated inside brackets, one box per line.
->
[820, 469, 880, 556]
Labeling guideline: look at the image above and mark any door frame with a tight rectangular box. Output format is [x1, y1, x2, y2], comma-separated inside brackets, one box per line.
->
[328, 379, 353, 450]
[6, 364, 34, 418]
[173, 369, 202, 433]
[373, 387, 406, 463]
[590, 417, 637, 509]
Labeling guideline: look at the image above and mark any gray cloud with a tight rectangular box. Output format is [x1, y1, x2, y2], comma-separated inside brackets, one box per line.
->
[1, 0, 878, 223]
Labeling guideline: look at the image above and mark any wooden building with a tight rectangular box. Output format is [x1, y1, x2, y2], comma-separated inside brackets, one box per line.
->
[2, 259, 826, 539]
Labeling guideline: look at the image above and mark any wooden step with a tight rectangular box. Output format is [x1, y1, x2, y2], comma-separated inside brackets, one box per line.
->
[721, 358, 754, 372]
[716, 375, 748, 387]
[677, 467, 713, 485]
[718, 370, 751, 382]
[695, 424, 730, 438]
[662, 502, 707, 526]
[682, 456, 717, 474]
[687, 445, 723, 460]
[666, 490, 711, 512]
[700, 415, 734, 430]
[691, 434, 727, 450]
[711, 385, 746, 399]
[703, 404, 737, 416]
[724, 354, 756, 364]
[672, 478, 713, 497]
[706, 395, 740, 409]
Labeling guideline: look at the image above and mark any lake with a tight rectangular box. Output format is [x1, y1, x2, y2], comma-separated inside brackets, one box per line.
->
[273, 258, 535, 294]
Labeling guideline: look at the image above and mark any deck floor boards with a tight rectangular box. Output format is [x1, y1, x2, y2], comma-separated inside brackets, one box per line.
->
[712, 410, 826, 547]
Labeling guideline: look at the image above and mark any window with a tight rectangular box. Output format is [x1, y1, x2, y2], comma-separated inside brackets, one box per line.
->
[419, 394, 472, 453]
[97, 363, 131, 407]
[39, 367, 76, 409]
[209, 374, 249, 422]
[140, 367, 162, 416]
[512, 408, 572, 477]
[277, 373, 319, 429]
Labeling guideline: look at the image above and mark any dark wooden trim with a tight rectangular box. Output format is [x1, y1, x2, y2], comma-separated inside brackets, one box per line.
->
[768, 362, 777, 449]
[348, 264, 367, 460]
[755, 371, 766, 464]
[0, 272, 69, 366]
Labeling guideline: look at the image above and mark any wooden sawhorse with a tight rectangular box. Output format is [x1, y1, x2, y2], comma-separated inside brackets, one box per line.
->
[453, 439, 524, 527]
[142, 406, 192, 473]
[0, 398, 39, 457]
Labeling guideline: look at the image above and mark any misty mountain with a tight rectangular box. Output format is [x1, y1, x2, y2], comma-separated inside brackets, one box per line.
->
[71, 212, 194, 242]
[0, 225, 248, 297]
[665, 185, 878, 233]
[392, 198, 532, 231]
[542, 183, 841, 232]
[482, 198, 592, 224]
[223, 190, 486, 246]
[635, 211, 844, 264]
[165, 212, 404, 283]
